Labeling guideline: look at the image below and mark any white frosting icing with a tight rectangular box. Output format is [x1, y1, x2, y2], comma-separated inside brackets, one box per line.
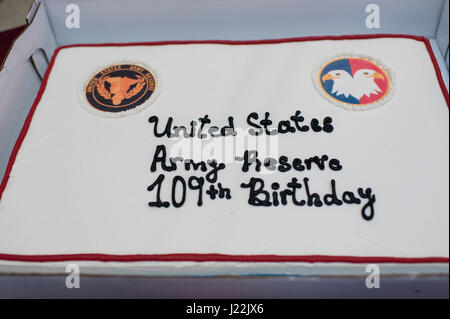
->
[0, 38, 448, 274]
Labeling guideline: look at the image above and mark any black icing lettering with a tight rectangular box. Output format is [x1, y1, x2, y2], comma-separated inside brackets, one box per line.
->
[329, 158, 343, 171]
[171, 176, 187, 208]
[188, 176, 204, 206]
[311, 118, 322, 132]
[208, 126, 220, 137]
[150, 145, 176, 172]
[205, 160, 226, 183]
[147, 174, 170, 208]
[278, 156, 292, 172]
[304, 155, 329, 171]
[198, 115, 211, 139]
[240, 178, 272, 207]
[247, 112, 263, 136]
[303, 177, 323, 207]
[184, 159, 208, 172]
[323, 116, 334, 133]
[292, 158, 305, 171]
[358, 187, 376, 221]
[278, 120, 296, 134]
[206, 183, 232, 200]
[271, 182, 280, 206]
[323, 179, 343, 206]
[221, 116, 237, 136]
[342, 191, 361, 204]
[260, 112, 276, 135]
[206, 184, 218, 200]
[290, 110, 310, 132]
[287, 178, 306, 206]
[217, 183, 232, 199]
[148, 116, 172, 138]
[279, 189, 293, 205]
[173, 126, 190, 138]
[189, 120, 197, 138]
[264, 157, 277, 171]
[236, 150, 261, 172]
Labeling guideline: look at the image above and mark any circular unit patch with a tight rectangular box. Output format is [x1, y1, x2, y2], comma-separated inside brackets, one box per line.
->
[316, 57, 393, 110]
[85, 64, 157, 116]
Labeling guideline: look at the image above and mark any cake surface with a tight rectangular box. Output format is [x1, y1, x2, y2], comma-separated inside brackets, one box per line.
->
[0, 35, 448, 274]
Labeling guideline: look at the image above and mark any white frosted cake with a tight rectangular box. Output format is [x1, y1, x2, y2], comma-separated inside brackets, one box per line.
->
[0, 35, 448, 276]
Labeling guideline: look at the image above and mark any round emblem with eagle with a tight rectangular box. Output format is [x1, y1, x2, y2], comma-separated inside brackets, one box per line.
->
[315, 56, 393, 110]
[84, 64, 158, 117]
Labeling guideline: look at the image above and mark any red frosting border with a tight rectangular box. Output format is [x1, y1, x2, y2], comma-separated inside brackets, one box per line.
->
[0, 34, 448, 264]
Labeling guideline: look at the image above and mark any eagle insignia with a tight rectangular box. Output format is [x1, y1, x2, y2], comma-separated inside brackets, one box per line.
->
[315, 57, 393, 110]
[85, 64, 157, 115]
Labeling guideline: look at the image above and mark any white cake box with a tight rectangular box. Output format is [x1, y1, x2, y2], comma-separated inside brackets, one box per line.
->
[0, 0, 448, 288]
